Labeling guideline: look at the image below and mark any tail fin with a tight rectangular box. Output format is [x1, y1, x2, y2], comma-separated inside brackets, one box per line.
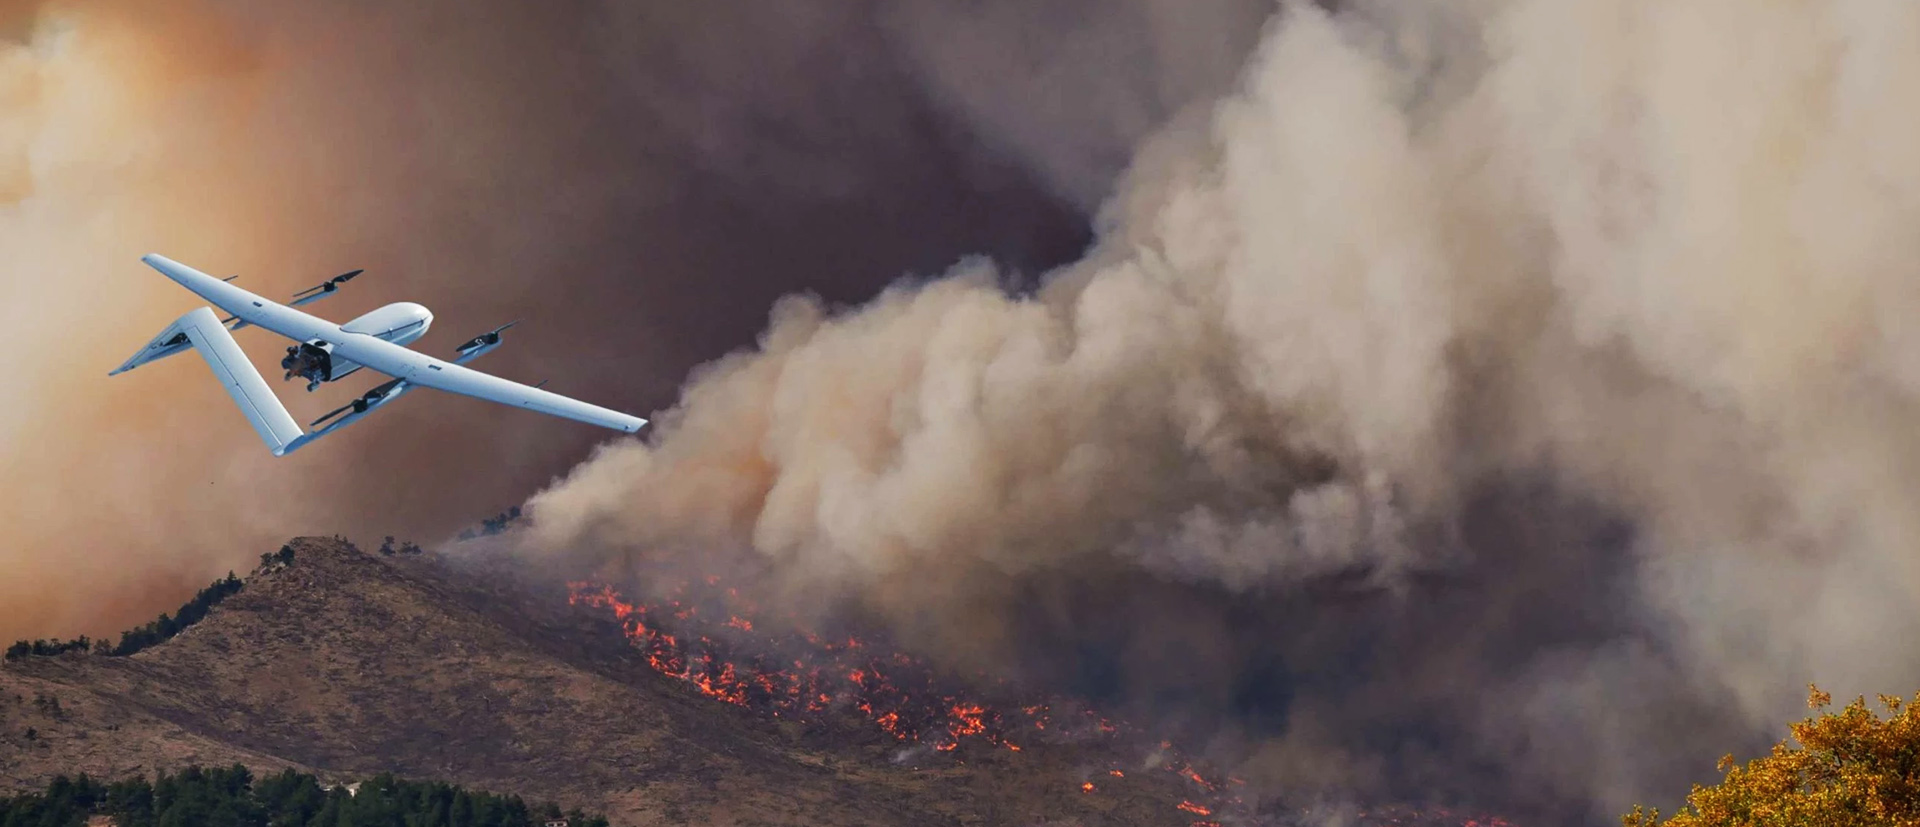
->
[117, 307, 307, 456]
[109, 321, 195, 376]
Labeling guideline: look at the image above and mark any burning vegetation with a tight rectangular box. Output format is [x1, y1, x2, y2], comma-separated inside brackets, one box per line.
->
[567, 579, 1143, 754]
[566, 574, 1518, 827]
[567, 576, 1250, 824]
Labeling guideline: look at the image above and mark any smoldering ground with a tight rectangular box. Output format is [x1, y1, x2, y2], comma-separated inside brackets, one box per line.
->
[523, 1, 1920, 823]
[0, 1, 1266, 641]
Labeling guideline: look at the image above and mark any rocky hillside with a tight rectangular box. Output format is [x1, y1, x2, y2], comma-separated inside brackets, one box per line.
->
[0, 537, 1228, 826]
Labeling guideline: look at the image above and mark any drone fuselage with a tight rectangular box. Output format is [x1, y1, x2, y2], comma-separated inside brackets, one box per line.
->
[280, 302, 434, 390]
[113, 254, 646, 457]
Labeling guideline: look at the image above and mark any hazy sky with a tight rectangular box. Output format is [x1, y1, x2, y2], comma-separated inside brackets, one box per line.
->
[0, 0, 1265, 642]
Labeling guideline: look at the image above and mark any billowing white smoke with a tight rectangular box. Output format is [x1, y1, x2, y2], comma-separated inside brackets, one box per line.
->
[0, 0, 1267, 646]
[528, 0, 1920, 816]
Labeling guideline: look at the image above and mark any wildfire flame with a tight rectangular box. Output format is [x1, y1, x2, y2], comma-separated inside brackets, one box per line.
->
[568, 580, 1128, 753]
[566, 578, 1516, 827]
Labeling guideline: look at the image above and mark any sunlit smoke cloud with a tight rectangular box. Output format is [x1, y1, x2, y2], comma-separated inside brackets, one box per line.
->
[4, 1, 1194, 643]
[526, 0, 1920, 820]
[0, 0, 314, 641]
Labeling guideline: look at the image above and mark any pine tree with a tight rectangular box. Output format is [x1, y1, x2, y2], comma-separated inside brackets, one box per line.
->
[1, 766, 604, 827]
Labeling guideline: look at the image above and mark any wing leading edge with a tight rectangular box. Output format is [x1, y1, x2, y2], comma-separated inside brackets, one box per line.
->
[338, 346, 646, 433]
[138, 253, 648, 436]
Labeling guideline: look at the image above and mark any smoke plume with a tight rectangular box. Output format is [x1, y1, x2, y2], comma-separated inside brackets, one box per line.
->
[525, 0, 1920, 821]
[5, 1, 1277, 641]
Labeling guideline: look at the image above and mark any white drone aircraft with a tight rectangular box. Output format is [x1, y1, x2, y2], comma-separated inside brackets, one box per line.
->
[111, 254, 646, 456]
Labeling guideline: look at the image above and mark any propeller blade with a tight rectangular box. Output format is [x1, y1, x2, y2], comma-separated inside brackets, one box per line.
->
[221, 274, 240, 282]
[310, 403, 357, 428]
[458, 321, 522, 354]
[291, 269, 364, 298]
[310, 379, 405, 428]
[534, 379, 550, 389]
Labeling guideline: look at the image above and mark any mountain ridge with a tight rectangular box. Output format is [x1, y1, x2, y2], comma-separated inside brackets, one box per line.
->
[0, 536, 1218, 826]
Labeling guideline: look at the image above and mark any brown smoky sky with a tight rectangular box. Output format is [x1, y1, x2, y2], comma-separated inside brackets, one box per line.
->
[0, 0, 1269, 642]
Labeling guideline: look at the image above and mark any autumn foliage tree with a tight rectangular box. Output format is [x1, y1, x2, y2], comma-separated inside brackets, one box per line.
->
[1625, 685, 1920, 827]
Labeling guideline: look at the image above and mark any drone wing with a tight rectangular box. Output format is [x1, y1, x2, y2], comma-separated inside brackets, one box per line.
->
[133, 253, 652, 441]
[323, 335, 646, 433]
[124, 306, 306, 454]
[139, 253, 646, 436]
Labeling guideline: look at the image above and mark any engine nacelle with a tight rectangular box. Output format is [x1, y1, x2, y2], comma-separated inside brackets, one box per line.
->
[455, 339, 500, 362]
[453, 321, 519, 364]
[341, 302, 433, 346]
[307, 377, 412, 433]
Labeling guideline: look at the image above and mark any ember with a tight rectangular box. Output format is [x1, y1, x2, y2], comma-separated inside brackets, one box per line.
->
[569, 580, 1085, 752]
[568, 578, 1517, 827]
[570, 580, 1266, 807]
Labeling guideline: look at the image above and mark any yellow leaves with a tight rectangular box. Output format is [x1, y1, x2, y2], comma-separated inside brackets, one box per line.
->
[1624, 684, 1920, 827]
[1810, 683, 1833, 709]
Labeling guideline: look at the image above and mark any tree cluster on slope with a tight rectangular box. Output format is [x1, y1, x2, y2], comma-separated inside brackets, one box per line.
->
[376, 537, 423, 556]
[457, 506, 524, 541]
[0, 765, 611, 827]
[3, 638, 91, 661]
[1625, 684, 1920, 827]
[5, 573, 244, 662]
[105, 572, 245, 657]
[258, 544, 298, 571]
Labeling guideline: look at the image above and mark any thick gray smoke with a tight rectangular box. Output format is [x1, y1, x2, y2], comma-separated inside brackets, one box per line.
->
[526, 1, 1920, 821]
[3, 0, 1259, 641]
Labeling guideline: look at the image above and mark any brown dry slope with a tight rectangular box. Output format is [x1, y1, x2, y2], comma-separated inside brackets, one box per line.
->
[0, 537, 1217, 826]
